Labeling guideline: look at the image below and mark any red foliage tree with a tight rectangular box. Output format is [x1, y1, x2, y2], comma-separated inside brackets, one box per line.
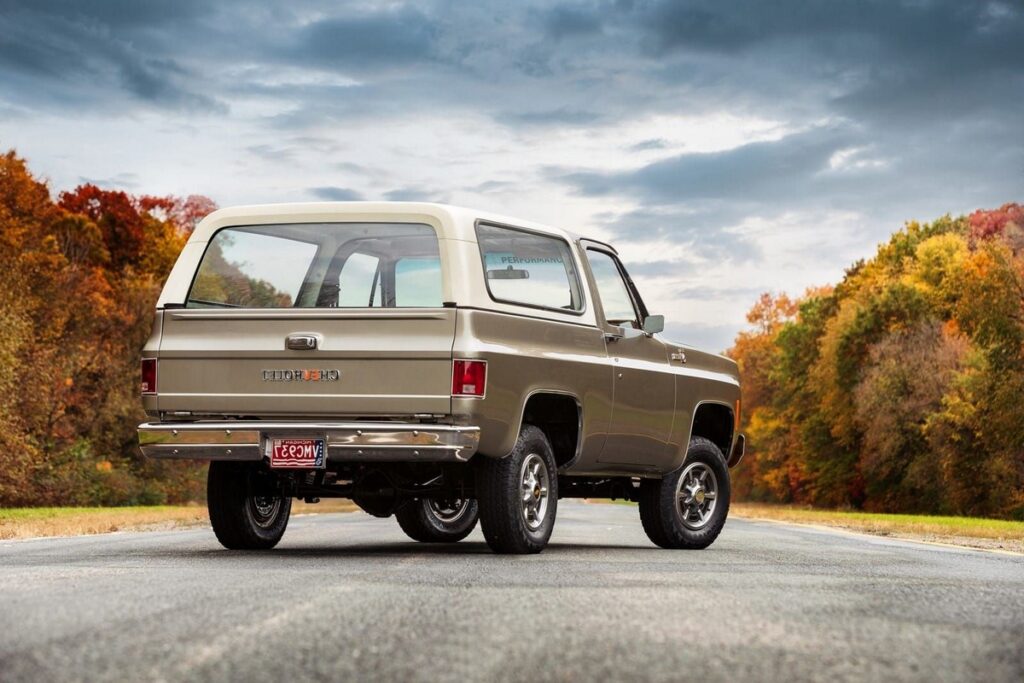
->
[968, 202, 1024, 240]
[58, 185, 147, 270]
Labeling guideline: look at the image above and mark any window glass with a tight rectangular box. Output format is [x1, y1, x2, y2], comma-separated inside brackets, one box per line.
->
[189, 231, 316, 308]
[336, 253, 381, 307]
[586, 250, 638, 326]
[476, 223, 583, 311]
[395, 257, 443, 307]
[187, 223, 441, 308]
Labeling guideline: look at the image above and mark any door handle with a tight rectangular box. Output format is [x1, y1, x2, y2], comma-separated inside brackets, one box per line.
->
[670, 350, 687, 364]
[286, 334, 319, 351]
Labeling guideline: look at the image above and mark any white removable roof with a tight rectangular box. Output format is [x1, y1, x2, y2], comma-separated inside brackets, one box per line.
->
[156, 202, 606, 327]
[186, 202, 589, 244]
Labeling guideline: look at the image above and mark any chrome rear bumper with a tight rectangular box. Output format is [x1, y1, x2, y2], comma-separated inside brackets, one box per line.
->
[138, 421, 479, 463]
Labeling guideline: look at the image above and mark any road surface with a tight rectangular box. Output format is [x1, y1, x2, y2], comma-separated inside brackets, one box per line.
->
[1, 501, 1021, 682]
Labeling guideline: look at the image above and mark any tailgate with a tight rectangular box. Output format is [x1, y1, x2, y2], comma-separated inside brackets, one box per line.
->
[156, 308, 455, 416]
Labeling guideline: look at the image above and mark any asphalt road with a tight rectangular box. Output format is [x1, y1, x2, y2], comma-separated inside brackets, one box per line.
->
[1, 501, 1022, 683]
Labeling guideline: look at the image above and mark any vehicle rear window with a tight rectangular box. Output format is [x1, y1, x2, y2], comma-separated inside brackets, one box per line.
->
[475, 223, 584, 313]
[187, 223, 442, 308]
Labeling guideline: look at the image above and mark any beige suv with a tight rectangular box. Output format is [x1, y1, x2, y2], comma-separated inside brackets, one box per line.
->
[138, 203, 744, 554]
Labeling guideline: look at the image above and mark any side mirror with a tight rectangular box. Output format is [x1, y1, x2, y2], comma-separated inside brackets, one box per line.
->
[642, 314, 664, 335]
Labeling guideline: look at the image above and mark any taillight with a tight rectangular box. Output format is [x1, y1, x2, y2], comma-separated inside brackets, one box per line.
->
[452, 359, 487, 398]
[141, 358, 157, 395]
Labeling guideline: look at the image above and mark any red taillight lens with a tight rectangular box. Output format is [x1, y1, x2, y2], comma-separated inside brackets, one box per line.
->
[141, 358, 157, 395]
[452, 360, 486, 398]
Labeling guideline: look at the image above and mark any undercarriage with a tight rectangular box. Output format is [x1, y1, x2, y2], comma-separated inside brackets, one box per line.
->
[239, 460, 642, 518]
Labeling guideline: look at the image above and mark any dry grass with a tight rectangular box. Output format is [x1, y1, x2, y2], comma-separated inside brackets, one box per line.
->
[0, 505, 210, 540]
[732, 502, 1024, 553]
[0, 500, 359, 541]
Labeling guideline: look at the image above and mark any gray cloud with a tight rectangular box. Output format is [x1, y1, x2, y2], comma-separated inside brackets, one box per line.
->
[594, 206, 763, 262]
[0, 2, 225, 112]
[497, 108, 604, 127]
[559, 126, 856, 203]
[79, 172, 140, 189]
[287, 7, 439, 72]
[541, 5, 604, 40]
[629, 139, 668, 152]
[383, 187, 448, 202]
[309, 186, 363, 201]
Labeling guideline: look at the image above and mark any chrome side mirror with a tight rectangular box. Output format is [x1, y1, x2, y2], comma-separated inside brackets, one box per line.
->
[642, 314, 664, 335]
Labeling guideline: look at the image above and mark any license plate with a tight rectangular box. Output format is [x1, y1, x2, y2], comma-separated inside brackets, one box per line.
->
[269, 438, 325, 469]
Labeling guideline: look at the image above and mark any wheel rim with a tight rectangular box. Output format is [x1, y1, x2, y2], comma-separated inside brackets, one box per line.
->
[519, 453, 550, 531]
[426, 498, 470, 524]
[249, 495, 282, 528]
[675, 462, 718, 530]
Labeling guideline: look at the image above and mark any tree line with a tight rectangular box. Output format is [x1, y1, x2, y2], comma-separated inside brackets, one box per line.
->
[729, 203, 1024, 519]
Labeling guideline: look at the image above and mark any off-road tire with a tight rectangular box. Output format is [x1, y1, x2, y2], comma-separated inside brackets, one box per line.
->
[395, 498, 479, 543]
[476, 425, 558, 554]
[207, 462, 291, 550]
[639, 437, 730, 549]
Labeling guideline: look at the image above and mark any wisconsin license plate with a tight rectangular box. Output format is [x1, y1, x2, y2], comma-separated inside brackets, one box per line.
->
[269, 438, 325, 469]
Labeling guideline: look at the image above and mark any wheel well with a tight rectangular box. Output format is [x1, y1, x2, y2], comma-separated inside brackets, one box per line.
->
[522, 393, 581, 469]
[689, 403, 734, 456]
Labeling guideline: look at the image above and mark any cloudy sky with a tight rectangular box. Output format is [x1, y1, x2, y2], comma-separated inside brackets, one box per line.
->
[1, 1, 1022, 350]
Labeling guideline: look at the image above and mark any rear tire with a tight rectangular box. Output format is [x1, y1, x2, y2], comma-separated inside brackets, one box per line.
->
[207, 462, 291, 550]
[395, 498, 479, 543]
[639, 437, 730, 549]
[476, 425, 558, 554]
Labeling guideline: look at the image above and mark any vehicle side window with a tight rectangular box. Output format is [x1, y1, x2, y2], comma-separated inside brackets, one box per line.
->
[395, 257, 442, 307]
[475, 223, 584, 312]
[336, 252, 382, 307]
[586, 249, 639, 328]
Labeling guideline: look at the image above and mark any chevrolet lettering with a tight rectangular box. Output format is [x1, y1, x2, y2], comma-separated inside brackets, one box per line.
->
[137, 202, 744, 554]
[262, 369, 341, 382]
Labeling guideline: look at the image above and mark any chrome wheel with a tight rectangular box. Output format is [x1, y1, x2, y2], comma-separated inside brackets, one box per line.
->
[249, 496, 282, 529]
[426, 498, 471, 524]
[675, 462, 718, 530]
[519, 452, 550, 531]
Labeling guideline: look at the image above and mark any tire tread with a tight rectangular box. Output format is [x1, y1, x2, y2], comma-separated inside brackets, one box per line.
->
[638, 437, 730, 550]
[476, 425, 557, 554]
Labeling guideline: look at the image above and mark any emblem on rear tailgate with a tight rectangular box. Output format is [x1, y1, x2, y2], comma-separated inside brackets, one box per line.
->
[262, 369, 340, 382]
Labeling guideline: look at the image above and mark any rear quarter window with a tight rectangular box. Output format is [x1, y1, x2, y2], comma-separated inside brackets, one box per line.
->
[475, 223, 584, 313]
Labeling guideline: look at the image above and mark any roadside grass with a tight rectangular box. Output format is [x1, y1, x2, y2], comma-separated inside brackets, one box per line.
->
[731, 502, 1024, 553]
[585, 499, 1024, 553]
[0, 499, 358, 541]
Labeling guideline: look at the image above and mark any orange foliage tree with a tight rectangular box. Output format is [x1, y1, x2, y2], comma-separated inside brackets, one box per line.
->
[0, 150, 215, 505]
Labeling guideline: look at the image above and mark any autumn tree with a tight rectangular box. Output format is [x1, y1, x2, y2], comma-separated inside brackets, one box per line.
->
[730, 204, 1024, 518]
[0, 149, 215, 505]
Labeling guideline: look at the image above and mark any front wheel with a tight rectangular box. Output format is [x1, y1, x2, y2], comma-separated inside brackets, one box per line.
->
[476, 425, 558, 554]
[207, 462, 291, 550]
[638, 437, 730, 549]
[395, 498, 479, 543]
